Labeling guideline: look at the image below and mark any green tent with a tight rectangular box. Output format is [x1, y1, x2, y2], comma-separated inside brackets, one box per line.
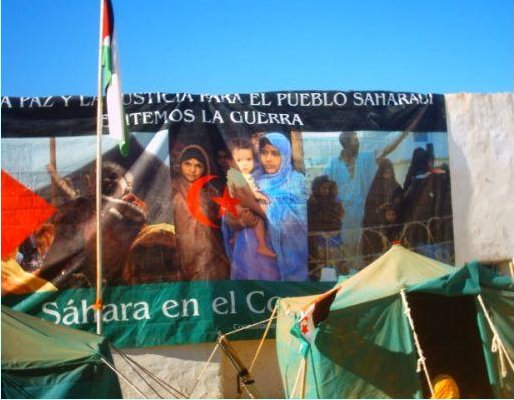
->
[1, 306, 122, 399]
[277, 245, 514, 398]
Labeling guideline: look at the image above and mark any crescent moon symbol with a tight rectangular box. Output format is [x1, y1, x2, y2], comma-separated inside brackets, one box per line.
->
[186, 174, 219, 228]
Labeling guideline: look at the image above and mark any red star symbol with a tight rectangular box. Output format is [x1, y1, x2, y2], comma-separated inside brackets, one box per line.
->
[211, 187, 240, 219]
[300, 319, 310, 334]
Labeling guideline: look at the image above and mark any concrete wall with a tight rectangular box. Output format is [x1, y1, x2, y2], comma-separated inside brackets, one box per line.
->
[112, 339, 283, 399]
[112, 343, 223, 398]
[446, 93, 514, 265]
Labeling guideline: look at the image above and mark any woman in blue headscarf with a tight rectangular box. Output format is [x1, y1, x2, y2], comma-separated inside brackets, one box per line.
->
[223, 132, 308, 281]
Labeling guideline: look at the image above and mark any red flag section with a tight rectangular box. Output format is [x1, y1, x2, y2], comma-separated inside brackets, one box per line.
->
[1, 170, 56, 258]
[102, 0, 113, 40]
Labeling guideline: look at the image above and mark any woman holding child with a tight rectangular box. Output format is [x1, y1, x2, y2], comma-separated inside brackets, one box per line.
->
[224, 132, 308, 281]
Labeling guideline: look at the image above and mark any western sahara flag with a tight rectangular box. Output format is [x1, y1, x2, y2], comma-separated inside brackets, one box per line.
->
[101, 0, 129, 156]
[292, 287, 340, 357]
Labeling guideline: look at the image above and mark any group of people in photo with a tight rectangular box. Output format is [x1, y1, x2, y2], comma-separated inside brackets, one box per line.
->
[308, 131, 453, 279]
[8, 126, 453, 291]
[171, 131, 308, 282]
[171, 127, 453, 283]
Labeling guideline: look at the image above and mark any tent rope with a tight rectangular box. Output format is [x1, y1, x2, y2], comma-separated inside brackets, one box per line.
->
[493, 336, 508, 378]
[111, 345, 188, 399]
[187, 313, 279, 398]
[224, 315, 278, 337]
[111, 347, 163, 399]
[240, 381, 257, 399]
[188, 340, 221, 398]
[249, 304, 278, 373]
[100, 356, 148, 398]
[400, 289, 435, 397]
[477, 294, 514, 377]
[416, 357, 424, 373]
[218, 333, 257, 398]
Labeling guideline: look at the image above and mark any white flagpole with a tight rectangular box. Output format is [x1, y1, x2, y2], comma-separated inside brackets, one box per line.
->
[95, 0, 105, 335]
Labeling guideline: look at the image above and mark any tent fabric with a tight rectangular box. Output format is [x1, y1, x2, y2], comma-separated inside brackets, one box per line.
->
[328, 245, 455, 311]
[1, 306, 122, 399]
[276, 245, 514, 399]
[410, 262, 514, 398]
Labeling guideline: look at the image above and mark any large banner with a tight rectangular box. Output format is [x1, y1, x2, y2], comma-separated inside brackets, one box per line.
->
[1, 91, 453, 347]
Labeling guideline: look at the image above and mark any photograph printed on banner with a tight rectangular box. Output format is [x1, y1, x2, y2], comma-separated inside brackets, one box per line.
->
[2, 132, 175, 291]
[3, 126, 454, 292]
[169, 127, 309, 283]
[303, 129, 454, 281]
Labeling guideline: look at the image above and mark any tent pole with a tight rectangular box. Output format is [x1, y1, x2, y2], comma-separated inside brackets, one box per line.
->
[248, 303, 278, 373]
[49, 137, 57, 206]
[299, 356, 307, 399]
[290, 357, 306, 399]
[400, 289, 435, 397]
[95, 0, 105, 335]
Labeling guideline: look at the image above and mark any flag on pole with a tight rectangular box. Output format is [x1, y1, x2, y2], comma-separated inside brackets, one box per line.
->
[101, 0, 129, 156]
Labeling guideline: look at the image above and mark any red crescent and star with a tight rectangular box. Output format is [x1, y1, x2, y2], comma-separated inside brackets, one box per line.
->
[186, 174, 240, 228]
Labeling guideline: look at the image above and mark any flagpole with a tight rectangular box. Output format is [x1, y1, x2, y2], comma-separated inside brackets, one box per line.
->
[49, 137, 57, 206]
[95, 0, 105, 335]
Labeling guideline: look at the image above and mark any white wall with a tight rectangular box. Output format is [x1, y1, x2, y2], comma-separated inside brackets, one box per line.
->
[112, 339, 282, 399]
[112, 343, 222, 398]
[446, 93, 514, 265]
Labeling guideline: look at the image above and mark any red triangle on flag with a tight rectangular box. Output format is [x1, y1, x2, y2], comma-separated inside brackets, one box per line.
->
[1, 170, 57, 258]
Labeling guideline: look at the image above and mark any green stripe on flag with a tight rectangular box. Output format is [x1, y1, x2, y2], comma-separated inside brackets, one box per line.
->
[101, 44, 112, 91]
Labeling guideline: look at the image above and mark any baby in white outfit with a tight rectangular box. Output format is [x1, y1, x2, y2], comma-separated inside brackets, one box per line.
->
[226, 138, 276, 258]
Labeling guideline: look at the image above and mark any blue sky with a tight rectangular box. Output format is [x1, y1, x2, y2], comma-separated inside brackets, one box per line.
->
[2, 0, 512, 97]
